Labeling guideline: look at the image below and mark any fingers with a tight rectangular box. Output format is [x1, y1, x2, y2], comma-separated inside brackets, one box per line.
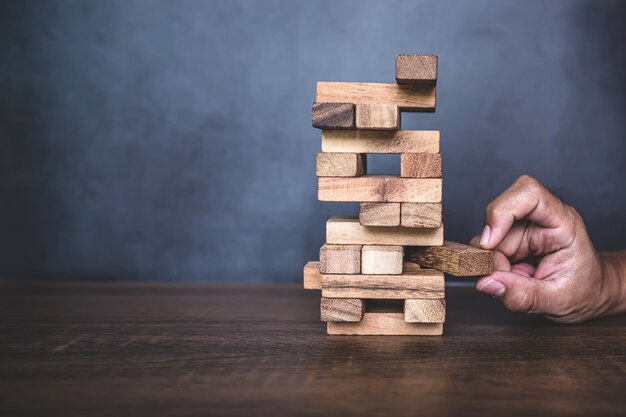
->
[476, 271, 555, 314]
[479, 175, 567, 251]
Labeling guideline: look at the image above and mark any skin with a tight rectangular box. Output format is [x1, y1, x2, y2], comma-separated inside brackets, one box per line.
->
[471, 175, 626, 323]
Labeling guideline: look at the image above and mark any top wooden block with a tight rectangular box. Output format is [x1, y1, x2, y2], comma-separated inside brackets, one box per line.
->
[395, 55, 438, 85]
[316, 82, 435, 112]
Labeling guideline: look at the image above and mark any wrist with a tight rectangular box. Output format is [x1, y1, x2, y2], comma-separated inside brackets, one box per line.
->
[600, 252, 626, 317]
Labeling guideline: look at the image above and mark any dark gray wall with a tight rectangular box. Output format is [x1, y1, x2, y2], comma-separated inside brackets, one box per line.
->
[1, 0, 625, 281]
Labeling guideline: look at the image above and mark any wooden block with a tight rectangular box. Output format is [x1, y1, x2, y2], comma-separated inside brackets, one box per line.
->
[359, 203, 400, 226]
[327, 313, 443, 335]
[303, 261, 321, 290]
[406, 241, 494, 276]
[312, 102, 355, 129]
[400, 203, 442, 228]
[316, 82, 435, 112]
[402, 261, 421, 272]
[318, 176, 442, 203]
[321, 270, 445, 299]
[395, 54, 438, 84]
[316, 153, 366, 177]
[361, 245, 403, 275]
[400, 153, 442, 178]
[404, 299, 446, 323]
[326, 217, 443, 246]
[320, 297, 364, 322]
[321, 130, 439, 154]
[319, 244, 362, 274]
[355, 104, 399, 130]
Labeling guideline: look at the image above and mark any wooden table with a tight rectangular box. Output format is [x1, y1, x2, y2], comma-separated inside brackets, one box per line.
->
[1, 283, 625, 416]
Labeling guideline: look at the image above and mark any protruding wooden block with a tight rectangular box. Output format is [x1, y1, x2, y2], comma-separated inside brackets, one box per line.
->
[356, 104, 399, 130]
[327, 313, 443, 335]
[303, 261, 321, 290]
[321, 270, 445, 299]
[312, 102, 355, 129]
[316, 82, 435, 112]
[361, 245, 403, 275]
[400, 154, 442, 178]
[404, 299, 446, 323]
[320, 297, 364, 322]
[318, 176, 442, 203]
[326, 217, 443, 246]
[316, 153, 366, 177]
[359, 203, 400, 226]
[395, 54, 438, 85]
[319, 244, 362, 274]
[406, 241, 494, 276]
[401, 203, 442, 228]
[321, 130, 439, 154]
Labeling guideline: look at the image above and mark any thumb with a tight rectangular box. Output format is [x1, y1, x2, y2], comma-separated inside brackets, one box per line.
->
[476, 271, 553, 314]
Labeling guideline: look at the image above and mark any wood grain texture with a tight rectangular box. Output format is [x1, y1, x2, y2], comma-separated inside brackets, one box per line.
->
[326, 217, 443, 246]
[312, 102, 355, 129]
[400, 153, 442, 178]
[404, 299, 446, 323]
[395, 54, 438, 84]
[401, 203, 442, 228]
[318, 176, 442, 203]
[320, 297, 364, 322]
[361, 245, 403, 275]
[321, 130, 440, 154]
[355, 104, 399, 130]
[406, 241, 494, 276]
[327, 313, 443, 335]
[303, 261, 321, 290]
[321, 270, 445, 299]
[319, 244, 362, 274]
[316, 82, 436, 111]
[2, 284, 626, 416]
[359, 202, 401, 226]
[316, 153, 366, 177]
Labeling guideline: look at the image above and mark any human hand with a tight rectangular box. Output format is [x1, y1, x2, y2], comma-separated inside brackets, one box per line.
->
[471, 175, 623, 323]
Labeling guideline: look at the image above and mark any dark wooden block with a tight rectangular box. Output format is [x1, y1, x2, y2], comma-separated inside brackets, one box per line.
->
[312, 102, 356, 129]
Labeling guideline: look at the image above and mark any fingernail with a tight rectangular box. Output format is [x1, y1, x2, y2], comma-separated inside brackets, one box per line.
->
[480, 225, 491, 246]
[477, 278, 506, 297]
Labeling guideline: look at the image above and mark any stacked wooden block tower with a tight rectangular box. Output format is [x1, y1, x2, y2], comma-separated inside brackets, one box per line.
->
[303, 54, 493, 335]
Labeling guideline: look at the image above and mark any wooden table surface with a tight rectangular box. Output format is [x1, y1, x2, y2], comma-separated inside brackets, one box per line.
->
[1, 283, 625, 417]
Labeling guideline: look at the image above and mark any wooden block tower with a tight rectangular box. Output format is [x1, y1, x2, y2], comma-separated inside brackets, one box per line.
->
[304, 54, 493, 335]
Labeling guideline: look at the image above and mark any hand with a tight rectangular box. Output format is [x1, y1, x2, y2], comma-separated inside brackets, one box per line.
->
[471, 175, 625, 323]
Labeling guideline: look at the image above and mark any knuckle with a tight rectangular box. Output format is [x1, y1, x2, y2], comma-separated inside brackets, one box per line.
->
[506, 288, 537, 313]
[514, 174, 541, 193]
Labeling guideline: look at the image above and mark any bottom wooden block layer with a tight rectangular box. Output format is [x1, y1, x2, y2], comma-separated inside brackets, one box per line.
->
[327, 312, 443, 335]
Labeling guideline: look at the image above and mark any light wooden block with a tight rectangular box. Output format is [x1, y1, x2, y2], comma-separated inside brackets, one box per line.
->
[316, 82, 435, 111]
[319, 243, 362, 274]
[356, 104, 399, 130]
[361, 245, 403, 275]
[321, 270, 445, 299]
[395, 54, 438, 85]
[404, 299, 446, 323]
[318, 176, 442, 203]
[303, 261, 321, 290]
[316, 153, 366, 177]
[327, 313, 443, 335]
[406, 241, 494, 276]
[326, 217, 443, 246]
[359, 203, 400, 226]
[321, 130, 439, 154]
[400, 153, 442, 178]
[400, 203, 442, 228]
[312, 102, 355, 129]
[320, 297, 364, 322]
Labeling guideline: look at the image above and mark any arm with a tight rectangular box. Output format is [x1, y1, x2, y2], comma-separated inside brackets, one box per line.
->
[601, 250, 626, 317]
